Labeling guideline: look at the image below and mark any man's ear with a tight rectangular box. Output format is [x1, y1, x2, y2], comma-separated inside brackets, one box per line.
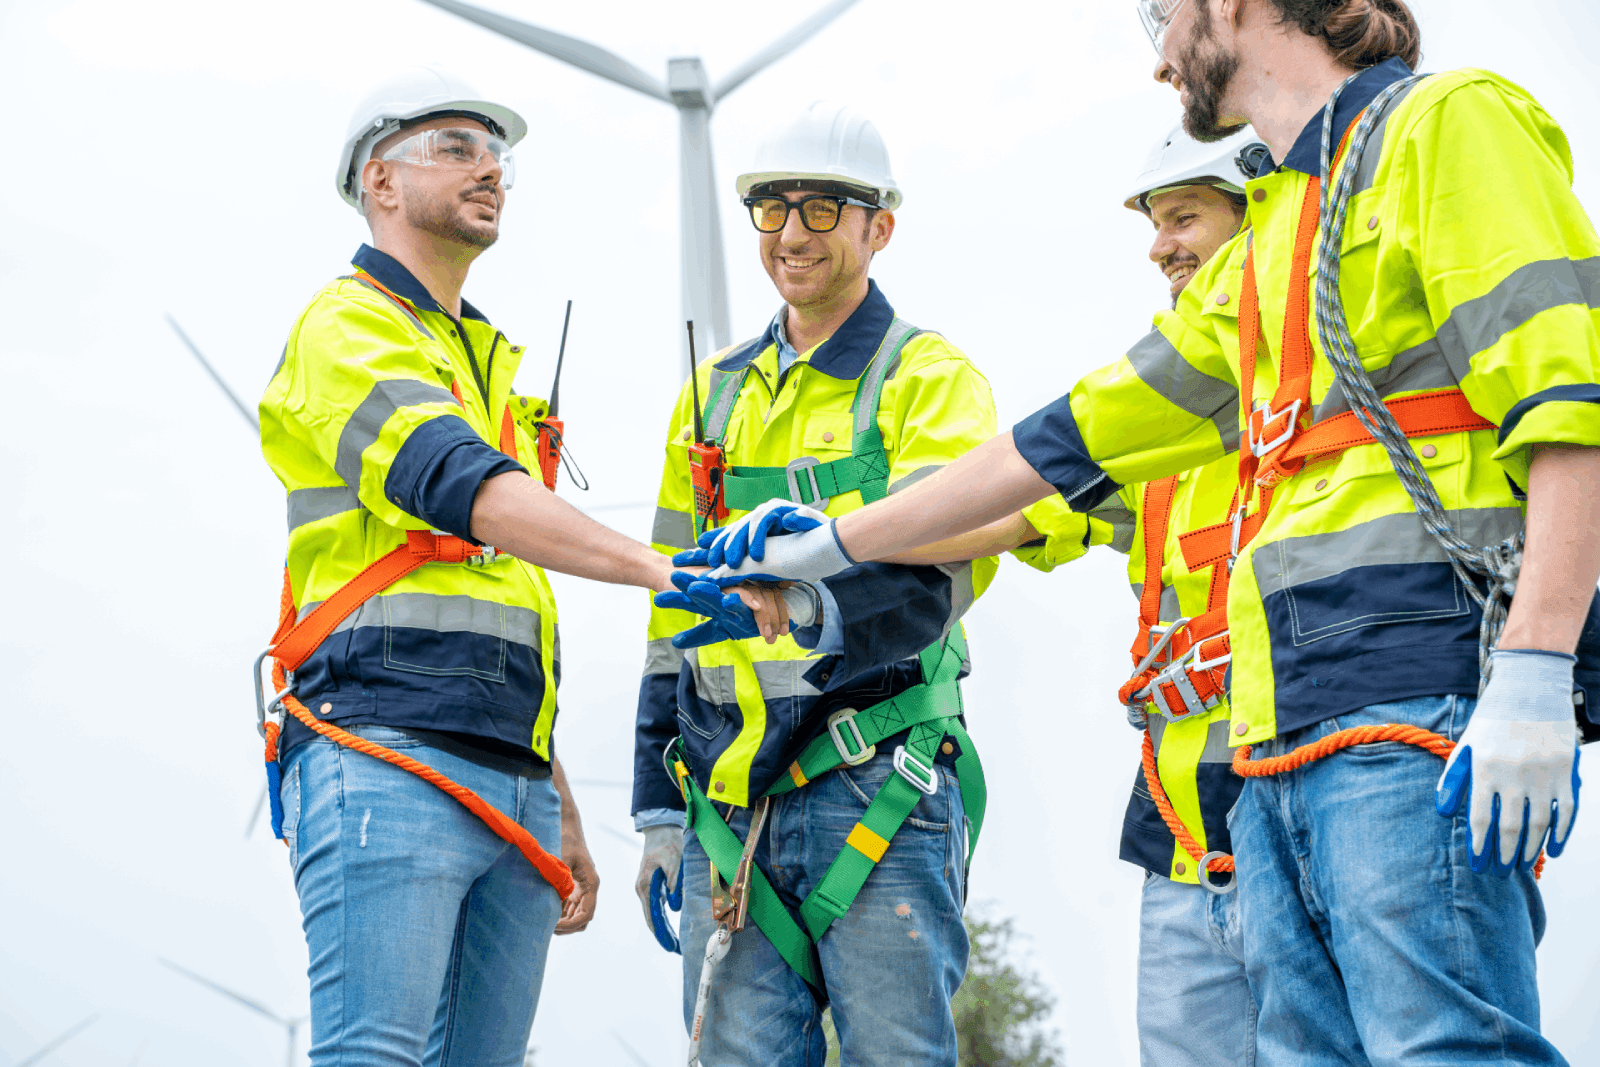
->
[871, 210, 895, 253]
[363, 159, 402, 215]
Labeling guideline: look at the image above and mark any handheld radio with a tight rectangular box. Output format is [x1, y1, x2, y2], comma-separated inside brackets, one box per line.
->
[533, 300, 573, 491]
[685, 321, 728, 533]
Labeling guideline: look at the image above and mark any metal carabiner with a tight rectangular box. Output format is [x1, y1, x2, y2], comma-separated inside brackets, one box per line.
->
[252, 646, 294, 739]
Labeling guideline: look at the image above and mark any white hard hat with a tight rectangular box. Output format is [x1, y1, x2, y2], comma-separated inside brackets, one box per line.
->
[336, 64, 528, 211]
[1125, 121, 1269, 215]
[736, 100, 902, 211]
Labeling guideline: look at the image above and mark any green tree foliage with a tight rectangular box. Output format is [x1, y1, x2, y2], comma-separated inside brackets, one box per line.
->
[821, 909, 1063, 1066]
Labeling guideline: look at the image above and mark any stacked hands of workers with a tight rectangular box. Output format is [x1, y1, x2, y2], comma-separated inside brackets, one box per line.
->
[657, 501, 842, 649]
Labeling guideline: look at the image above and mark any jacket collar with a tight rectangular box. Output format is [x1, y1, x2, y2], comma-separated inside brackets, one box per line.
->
[352, 244, 490, 323]
[716, 279, 896, 381]
[1264, 57, 1414, 177]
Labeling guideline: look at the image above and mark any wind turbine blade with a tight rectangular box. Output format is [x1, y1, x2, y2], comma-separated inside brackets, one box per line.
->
[712, 0, 862, 100]
[15, 1014, 98, 1067]
[610, 1030, 655, 1067]
[166, 315, 260, 433]
[596, 823, 636, 846]
[161, 958, 286, 1024]
[415, 0, 669, 101]
[246, 782, 268, 839]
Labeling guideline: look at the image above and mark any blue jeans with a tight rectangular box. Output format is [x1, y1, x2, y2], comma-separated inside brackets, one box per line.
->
[1138, 872, 1257, 1067]
[279, 726, 563, 1067]
[1231, 695, 1561, 1066]
[679, 749, 968, 1066]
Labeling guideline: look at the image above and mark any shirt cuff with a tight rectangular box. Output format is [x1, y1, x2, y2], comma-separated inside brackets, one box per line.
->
[385, 415, 527, 541]
[806, 581, 845, 654]
[634, 807, 687, 831]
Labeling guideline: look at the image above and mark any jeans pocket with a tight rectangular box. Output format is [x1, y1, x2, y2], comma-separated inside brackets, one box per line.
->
[347, 724, 426, 748]
[839, 758, 951, 832]
[279, 760, 302, 869]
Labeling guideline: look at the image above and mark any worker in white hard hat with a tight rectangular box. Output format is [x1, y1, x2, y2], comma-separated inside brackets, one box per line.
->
[885, 119, 1268, 1067]
[259, 64, 782, 1064]
[631, 100, 997, 1065]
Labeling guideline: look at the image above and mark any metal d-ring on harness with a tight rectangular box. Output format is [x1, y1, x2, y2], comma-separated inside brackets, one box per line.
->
[1311, 72, 1522, 689]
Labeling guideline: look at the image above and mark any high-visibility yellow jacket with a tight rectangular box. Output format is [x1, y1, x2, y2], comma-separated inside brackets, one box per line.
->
[1014, 61, 1600, 745]
[633, 281, 998, 813]
[1017, 455, 1243, 884]
[261, 245, 561, 761]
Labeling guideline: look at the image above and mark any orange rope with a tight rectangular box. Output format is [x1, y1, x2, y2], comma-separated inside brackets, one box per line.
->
[1231, 724, 1545, 879]
[1141, 729, 1233, 875]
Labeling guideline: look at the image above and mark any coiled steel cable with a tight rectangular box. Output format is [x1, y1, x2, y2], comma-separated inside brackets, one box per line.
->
[1311, 72, 1523, 690]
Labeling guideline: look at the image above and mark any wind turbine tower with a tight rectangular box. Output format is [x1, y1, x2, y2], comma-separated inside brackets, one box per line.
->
[415, 0, 864, 371]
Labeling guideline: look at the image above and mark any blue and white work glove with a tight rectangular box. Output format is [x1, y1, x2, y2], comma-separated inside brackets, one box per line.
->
[635, 825, 684, 953]
[1436, 649, 1582, 874]
[653, 570, 822, 650]
[673, 500, 853, 584]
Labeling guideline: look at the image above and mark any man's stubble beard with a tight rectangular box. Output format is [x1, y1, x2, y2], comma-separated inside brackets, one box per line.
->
[404, 184, 499, 250]
[1176, 15, 1245, 143]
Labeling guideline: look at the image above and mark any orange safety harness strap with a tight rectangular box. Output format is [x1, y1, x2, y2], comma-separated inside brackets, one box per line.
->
[262, 277, 572, 899]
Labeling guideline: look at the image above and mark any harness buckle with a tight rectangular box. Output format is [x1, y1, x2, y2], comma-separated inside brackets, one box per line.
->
[1131, 616, 1192, 677]
[893, 745, 940, 796]
[785, 456, 830, 510]
[1144, 644, 1224, 721]
[468, 544, 498, 566]
[1248, 398, 1302, 458]
[826, 707, 876, 766]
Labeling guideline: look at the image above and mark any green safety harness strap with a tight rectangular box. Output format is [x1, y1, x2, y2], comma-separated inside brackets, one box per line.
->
[667, 626, 985, 988]
[706, 319, 921, 511]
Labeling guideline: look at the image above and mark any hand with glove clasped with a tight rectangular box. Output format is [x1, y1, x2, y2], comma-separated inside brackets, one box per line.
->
[676, 500, 854, 584]
[654, 569, 823, 650]
[635, 824, 684, 952]
[1436, 648, 1582, 873]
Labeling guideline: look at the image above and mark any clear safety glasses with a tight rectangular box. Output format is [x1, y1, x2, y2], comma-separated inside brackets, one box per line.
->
[380, 127, 516, 189]
[1137, 0, 1191, 56]
[743, 194, 879, 234]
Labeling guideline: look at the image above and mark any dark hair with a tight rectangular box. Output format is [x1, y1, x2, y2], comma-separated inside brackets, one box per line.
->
[1265, 0, 1421, 70]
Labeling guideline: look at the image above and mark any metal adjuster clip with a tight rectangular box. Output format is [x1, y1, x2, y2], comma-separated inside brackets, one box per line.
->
[1247, 398, 1302, 458]
[893, 746, 940, 796]
[469, 544, 498, 566]
[826, 707, 875, 766]
[785, 456, 830, 510]
[1131, 616, 1192, 677]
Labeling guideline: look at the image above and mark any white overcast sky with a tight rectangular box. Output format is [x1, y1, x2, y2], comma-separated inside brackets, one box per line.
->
[4, 1, 1600, 1064]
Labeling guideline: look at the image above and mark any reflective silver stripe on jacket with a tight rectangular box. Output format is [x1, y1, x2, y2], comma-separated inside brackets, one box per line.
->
[1431, 257, 1600, 383]
[652, 506, 697, 550]
[889, 464, 943, 495]
[854, 319, 920, 437]
[287, 486, 362, 532]
[1128, 329, 1240, 450]
[937, 562, 977, 637]
[1091, 498, 1138, 555]
[334, 379, 458, 491]
[643, 636, 685, 677]
[687, 657, 823, 707]
[1130, 584, 1184, 624]
[1253, 507, 1525, 595]
[1150, 715, 1233, 762]
[296, 592, 546, 652]
[1311, 333, 1463, 421]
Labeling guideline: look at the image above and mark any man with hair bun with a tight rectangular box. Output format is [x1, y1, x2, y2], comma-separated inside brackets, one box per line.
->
[682, 2, 1600, 1063]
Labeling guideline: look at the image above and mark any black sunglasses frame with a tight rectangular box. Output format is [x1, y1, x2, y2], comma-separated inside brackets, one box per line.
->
[742, 193, 880, 234]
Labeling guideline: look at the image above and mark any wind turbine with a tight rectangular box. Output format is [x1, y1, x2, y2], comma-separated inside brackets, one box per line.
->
[162, 959, 306, 1067]
[414, 0, 864, 372]
[14, 1014, 98, 1067]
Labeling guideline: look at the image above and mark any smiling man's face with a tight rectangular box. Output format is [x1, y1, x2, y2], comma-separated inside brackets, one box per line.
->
[756, 186, 891, 312]
[1146, 184, 1245, 303]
